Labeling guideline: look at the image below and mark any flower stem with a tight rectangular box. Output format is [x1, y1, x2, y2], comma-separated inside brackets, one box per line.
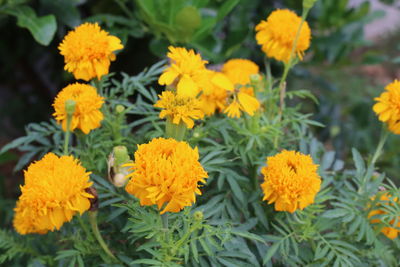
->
[165, 117, 186, 141]
[88, 211, 117, 261]
[371, 128, 389, 166]
[63, 114, 72, 155]
[161, 212, 169, 242]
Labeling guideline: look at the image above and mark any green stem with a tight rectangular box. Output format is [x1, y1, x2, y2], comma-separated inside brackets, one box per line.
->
[371, 128, 389, 166]
[114, 0, 134, 18]
[88, 211, 117, 261]
[161, 212, 169, 242]
[63, 114, 72, 155]
[165, 117, 187, 141]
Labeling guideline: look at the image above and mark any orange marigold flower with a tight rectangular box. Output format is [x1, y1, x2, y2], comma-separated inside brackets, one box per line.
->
[13, 153, 93, 235]
[124, 138, 208, 214]
[261, 150, 321, 213]
[368, 192, 400, 240]
[222, 59, 260, 86]
[53, 83, 104, 134]
[255, 9, 311, 63]
[158, 46, 208, 98]
[373, 80, 400, 134]
[154, 91, 204, 129]
[59, 22, 123, 81]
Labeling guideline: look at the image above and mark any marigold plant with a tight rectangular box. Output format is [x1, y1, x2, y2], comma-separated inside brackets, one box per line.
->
[154, 91, 204, 129]
[255, 9, 311, 63]
[52, 83, 104, 134]
[261, 150, 321, 213]
[59, 22, 123, 81]
[124, 137, 208, 214]
[369, 192, 400, 240]
[373, 80, 400, 134]
[158, 46, 208, 98]
[13, 153, 93, 235]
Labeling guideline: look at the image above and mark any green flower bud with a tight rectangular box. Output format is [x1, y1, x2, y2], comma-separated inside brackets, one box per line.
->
[116, 104, 125, 114]
[193, 211, 203, 221]
[113, 146, 130, 167]
[65, 99, 76, 115]
[303, 0, 318, 9]
[175, 6, 201, 33]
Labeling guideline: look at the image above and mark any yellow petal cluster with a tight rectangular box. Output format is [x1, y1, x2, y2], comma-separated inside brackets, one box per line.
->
[13, 153, 93, 235]
[53, 83, 104, 134]
[261, 150, 321, 213]
[369, 192, 400, 240]
[255, 9, 311, 63]
[124, 138, 208, 214]
[59, 22, 124, 81]
[373, 80, 400, 134]
[198, 70, 228, 116]
[154, 91, 204, 129]
[222, 59, 259, 86]
[158, 46, 208, 97]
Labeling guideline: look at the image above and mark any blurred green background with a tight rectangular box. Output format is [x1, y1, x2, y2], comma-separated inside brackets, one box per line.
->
[1, 0, 400, 222]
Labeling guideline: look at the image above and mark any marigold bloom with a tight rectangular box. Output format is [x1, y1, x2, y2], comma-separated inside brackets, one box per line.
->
[261, 150, 321, 213]
[158, 46, 208, 97]
[199, 70, 228, 116]
[211, 72, 260, 118]
[59, 22, 123, 81]
[154, 91, 204, 128]
[53, 83, 104, 134]
[124, 138, 208, 214]
[222, 59, 259, 86]
[373, 80, 400, 134]
[255, 9, 311, 63]
[13, 153, 93, 234]
[368, 192, 400, 239]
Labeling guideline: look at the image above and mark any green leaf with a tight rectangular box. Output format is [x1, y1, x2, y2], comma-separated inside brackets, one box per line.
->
[130, 259, 163, 265]
[322, 208, 348, 218]
[262, 242, 280, 265]
[216, 0, 239, 21]
[5, 6, 56, 45]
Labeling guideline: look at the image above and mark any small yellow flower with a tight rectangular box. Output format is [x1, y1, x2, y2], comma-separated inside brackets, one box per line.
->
[154, 91, 204, 129]
[124, 138, 208, 214]
[261, 150, 321, 213]
[158, 46, 208, 98]
[13, 153, 93, 235]
[59, 22, 123, 81]
[369, 192, 400, 240]
[211, 71, 260, 118]
[198, 70, 228, 116]
[222, 59, 259, 86]
[373, 80, 400, 134]
[255, 9, 311, 63]
[53, 83, 104, 134]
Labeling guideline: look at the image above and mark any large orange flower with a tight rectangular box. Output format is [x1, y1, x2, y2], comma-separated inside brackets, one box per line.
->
[59, 22, 123, 81]
[124, 138, 208, 214]
[13, 153, 93, 234]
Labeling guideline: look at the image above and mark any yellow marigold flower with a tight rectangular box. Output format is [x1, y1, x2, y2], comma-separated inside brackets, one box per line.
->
[59, 22, 123, 81]
[255, 9, 311, 63]
[261, 150, 321, 213]
[373, 80, 400, 134]
[222, 59, 259, 86]
[199, 70, 228, 116]
[368, 192, 400, 240]
[53, 83, 104, 134]
[124, 138, 208, 214]
[154, 91, 204, 129]
[158, 46, 208, 98]
[13, 153, 93, 235]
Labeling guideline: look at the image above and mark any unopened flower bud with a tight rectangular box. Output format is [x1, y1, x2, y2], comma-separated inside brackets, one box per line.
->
[65, 99, 76, 115]
[193, 211, 203, 221]
[113, 146, 130, 167]
[116, 104, 125, 114]
[175, 6, 201, 33]
[113, 173, 128, 187]
[303, 0, 318, 9]
[250, 74, 261, 84]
